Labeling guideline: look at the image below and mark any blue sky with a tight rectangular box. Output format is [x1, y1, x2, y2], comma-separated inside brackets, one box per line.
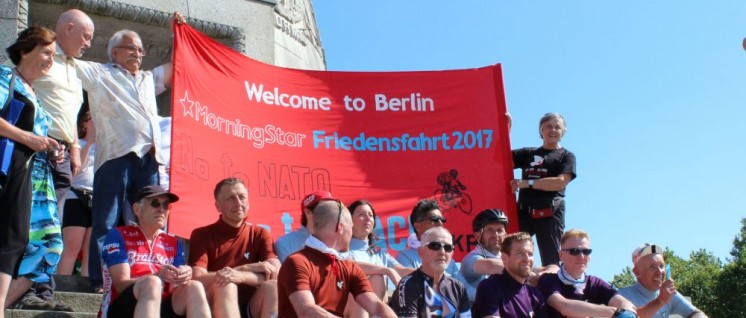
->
[313, 1, 746, 281]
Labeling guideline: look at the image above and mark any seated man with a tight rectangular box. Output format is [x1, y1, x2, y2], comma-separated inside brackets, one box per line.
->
[618, 243, 709, 318]
[472, 232, 547, 318]
[277, 200, 395, 318]
[396, 199, 474, 298]
[275, 190, 334, 262]
[389, 227, 471, 317]
[100, 185, 210, 318]
[536, 229, 637, 318]
[189, 178, 279, 318]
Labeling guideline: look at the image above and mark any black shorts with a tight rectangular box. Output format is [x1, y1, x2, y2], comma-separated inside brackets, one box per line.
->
[62, 199, 92, 228]
[106, 284, 185, 318]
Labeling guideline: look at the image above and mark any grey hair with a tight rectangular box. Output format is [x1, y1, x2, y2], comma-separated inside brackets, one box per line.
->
[107, 29, 142, 62]
[421, 226, 451, 245]
[539, 112, 567, 136]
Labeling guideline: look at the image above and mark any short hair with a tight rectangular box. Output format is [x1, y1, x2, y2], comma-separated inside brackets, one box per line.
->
[313, 200, 345, 233]
[420, 227, 451, 244]
[107, 29, 141, 62]
[561, 229, 589, 245]
[409, 198, 440, 232]
[6, 27, 56, 65]
[348, 199, 376, 245]
[539, 112, 567, 136]
[501, 232, 533, 255]
[213, 177, 245, 199]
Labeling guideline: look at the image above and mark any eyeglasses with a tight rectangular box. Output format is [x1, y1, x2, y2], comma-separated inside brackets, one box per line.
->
[335, 201, 342, 230]
[115, 44, 146, 56]
[562, 248, 592, 256]
[425, 241, 454, 253]
[418, 216, 447, 225]
[149, 199, 170, 210]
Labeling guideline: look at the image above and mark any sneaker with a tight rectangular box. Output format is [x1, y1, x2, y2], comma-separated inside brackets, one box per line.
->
[8, 295, 55, 310]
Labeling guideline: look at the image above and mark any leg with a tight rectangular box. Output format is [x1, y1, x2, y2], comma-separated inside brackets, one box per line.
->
[51, 148, 73, 218]
[344, 275, 385, 318]
[249, 280, 277, 318]
[89, 154, 135, 288]
[206, 281, 240, 318]
[58, 226, 86, 275]
[5, 277, 34, 308]
[170, 280, 211, 318]
[534, 216, 564, 267]
[132, 275, 164, 318]
[81, 227, 92, 276]
[0, 273, 9, 317]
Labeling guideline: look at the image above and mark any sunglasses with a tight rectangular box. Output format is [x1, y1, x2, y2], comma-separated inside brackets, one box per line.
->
[563, 248, 592, 256]
[149, 199, 171, 210]
[418, 216, 447, 224]
[425, 241, 454, 253]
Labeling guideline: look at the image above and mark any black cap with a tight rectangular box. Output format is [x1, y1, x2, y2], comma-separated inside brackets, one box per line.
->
[135, 185, 179, 203]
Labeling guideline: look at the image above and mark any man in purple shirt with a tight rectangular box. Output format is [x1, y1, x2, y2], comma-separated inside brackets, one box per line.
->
[472, 232, 548, 318]
[536, 229, 637, 318]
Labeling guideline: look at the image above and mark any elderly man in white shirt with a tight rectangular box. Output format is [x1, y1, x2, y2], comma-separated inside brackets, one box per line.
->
[76, 12, 185, 291]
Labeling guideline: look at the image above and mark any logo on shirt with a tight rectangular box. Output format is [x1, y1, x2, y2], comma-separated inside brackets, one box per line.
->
[530, 155, 544, 167]
[104, 243, 119, 254]
[336, 280, 344, 290]
[243, 252, 250, 259]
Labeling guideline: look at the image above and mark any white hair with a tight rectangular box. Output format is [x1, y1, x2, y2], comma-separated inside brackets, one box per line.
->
[107, 29, 142, 62]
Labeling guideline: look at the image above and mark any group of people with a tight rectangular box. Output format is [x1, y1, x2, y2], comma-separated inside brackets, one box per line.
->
[0, 6, 710, 318]
[0, 8, 183, 318]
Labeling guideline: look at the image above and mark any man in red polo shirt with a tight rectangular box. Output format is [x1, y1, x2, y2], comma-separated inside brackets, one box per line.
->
[189, 178, 279, 318]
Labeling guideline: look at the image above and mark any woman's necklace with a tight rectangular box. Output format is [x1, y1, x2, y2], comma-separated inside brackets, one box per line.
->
[14, 67, 35, 96]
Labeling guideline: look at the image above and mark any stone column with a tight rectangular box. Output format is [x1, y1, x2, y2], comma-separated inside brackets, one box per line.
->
[0, 0, 28, 65]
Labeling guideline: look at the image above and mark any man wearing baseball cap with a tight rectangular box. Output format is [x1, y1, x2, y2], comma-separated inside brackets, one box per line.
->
[99, 185, 210, 317]
[275, 190, 334, 262]
[618, 243, 708, 318]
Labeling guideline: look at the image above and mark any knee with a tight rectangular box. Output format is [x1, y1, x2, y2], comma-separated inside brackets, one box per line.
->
[211, 281, 238, 299]
[134, 275, 164, 299]
[183, 280, 207, 298]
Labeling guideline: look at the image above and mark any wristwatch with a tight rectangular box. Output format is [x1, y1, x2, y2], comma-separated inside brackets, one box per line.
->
[528, 179, 535, 189]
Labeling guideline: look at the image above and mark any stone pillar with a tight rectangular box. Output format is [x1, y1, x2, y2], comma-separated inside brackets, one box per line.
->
[0, 0, 28, 65]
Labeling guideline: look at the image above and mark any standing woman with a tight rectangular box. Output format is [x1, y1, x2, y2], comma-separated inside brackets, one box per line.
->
[0, 27, 61, 314]
[511, 113, 577, 267]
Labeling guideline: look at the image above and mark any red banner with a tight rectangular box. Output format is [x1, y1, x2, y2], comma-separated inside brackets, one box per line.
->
[169, 24, 516, 259]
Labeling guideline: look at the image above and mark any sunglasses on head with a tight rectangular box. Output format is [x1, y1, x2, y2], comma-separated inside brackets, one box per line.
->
[563, 248, 592, 256]
[425, 241, 454, 253]
[418, 216, 447, 224]
[149, 199, 170, 210]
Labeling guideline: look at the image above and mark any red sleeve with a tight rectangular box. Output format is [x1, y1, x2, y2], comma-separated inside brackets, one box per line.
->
[256, 227, 278, 260]
[188, 227, 210, 268]
[278, 254, 311, 294]
[348, 262, 373, 297]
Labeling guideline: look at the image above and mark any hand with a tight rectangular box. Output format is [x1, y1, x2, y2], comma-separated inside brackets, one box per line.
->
[156, 264, 181, 284]
[612, 308, 639, 318]
[386, 268, 402, 286]
[172, 265, 192, 286]
[505, 112, 512, 130]
[216, 267, 240, 286]
[69, 146, 81, 176]
[248, 261, 279, 280]
[510, 179, 524, 192]
[527, 272, 541, 286]
[49, 144, 65, 163]
[168, 12, 186, 32]
[658, 279, 677, 304]
[21, 133, 57, 153]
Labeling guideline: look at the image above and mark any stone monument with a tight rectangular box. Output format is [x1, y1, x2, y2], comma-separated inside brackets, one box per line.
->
[0, 0, 326, 113]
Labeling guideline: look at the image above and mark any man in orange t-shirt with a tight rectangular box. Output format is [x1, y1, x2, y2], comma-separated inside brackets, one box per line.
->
[189, 178, 280, 318]
[277, 200, 396, 318]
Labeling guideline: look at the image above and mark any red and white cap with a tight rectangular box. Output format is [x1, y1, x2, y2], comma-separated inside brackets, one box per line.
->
[301, 190, 334, 213]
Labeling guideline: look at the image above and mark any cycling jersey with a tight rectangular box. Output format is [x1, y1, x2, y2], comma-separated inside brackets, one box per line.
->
[389, 268, 471, 318]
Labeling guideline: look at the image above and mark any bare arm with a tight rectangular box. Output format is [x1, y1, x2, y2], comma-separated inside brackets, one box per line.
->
[609, 294, 637, 312]
[0, 118, 58, 152]
[512, 173, 574, 192]
[354, 262, 402, 286]
[472, 258, 504, 276]
[354, 292, 397, 318]
[393, 264, 415, 277]
[288, 290, 340, 318]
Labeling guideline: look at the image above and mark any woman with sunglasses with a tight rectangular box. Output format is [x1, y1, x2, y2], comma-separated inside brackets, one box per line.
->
[344, 200, 414, 318]
[0, 26, 64, 313]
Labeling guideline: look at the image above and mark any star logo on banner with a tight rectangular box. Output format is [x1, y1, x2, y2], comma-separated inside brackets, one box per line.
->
[180, 90, 195, 118]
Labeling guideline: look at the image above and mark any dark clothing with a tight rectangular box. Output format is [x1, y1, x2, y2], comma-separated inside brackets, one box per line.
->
[0, 91, 35, 276]
[537, 273, 617, 318]
[513, 147, 576, 266]
[62, 198, 93, 228]
[105, 284, 184, 318]
[472, 273, 548, 318]
[389, 268, 471, 318]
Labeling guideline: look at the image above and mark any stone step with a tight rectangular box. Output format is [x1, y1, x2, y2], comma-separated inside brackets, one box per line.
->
[54, 292, 101, 314]
[3, 309, 97, 318]
[53, 275, 92, 293]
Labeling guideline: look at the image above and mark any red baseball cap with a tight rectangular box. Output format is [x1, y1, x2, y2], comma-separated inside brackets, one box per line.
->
[301, 190, 334, 213]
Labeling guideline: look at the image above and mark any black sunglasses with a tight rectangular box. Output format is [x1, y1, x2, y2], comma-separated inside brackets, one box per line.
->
[418, 216, 447, 224]
[425, 241, 454, 253]
[563, 248, 592, 256]
[149, 199, 171, 210]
